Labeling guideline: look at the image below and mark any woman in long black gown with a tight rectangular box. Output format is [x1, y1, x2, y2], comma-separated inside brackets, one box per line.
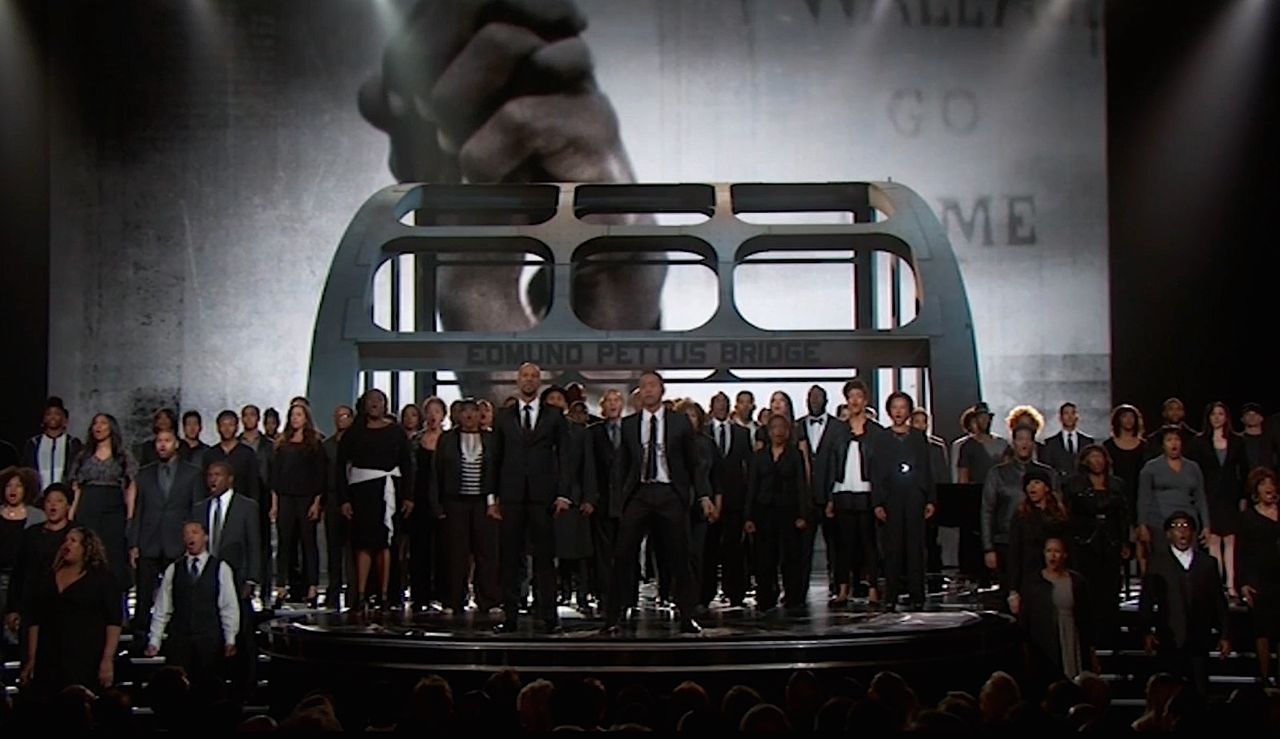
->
[69, 414, 136, 595]
[1237, 467, 1280, 684]
[19, 526, 122, 696]
[1104, 404, 1146, 572]
[1062, 444, 1129, 648]
[410, 396, 447, 611]
[336, 389, 415, 609]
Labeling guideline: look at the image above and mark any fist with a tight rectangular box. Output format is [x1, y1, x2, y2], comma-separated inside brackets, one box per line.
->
[874, 506, 888, 523]
[144, 645, 159, 658]
[984, 551, 998, 571]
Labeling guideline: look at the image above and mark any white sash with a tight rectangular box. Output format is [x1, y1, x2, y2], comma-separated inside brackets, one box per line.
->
[348, 465, 402, 546]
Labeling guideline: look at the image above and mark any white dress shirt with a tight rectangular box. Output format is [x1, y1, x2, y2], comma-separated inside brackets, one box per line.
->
[640, 407, 671, 483]
[36, 433, 69, 488]
[833, 439, 872, 493]
[1172, 545, 1194, 571]
[805, 415, 828, 452]
[519, 398, 540, 430]
[208, 490, 234, 553]
[147, 550, 241, 650]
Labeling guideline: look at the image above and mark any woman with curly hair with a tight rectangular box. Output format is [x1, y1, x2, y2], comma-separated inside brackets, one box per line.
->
[69, 413, 137, 589]
[1, 467, 45, 625]
[18, 526, 123, 694]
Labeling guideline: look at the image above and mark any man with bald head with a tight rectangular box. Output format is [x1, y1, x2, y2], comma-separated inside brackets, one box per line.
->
[492, 362, 574, 634]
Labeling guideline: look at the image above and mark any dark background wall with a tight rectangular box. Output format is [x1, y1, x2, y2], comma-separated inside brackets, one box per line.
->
[1, 0, 1277, 450]
[1106, 0, 1280, 430]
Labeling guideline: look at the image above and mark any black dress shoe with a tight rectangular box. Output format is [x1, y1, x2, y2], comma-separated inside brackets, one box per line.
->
[600, 624, 623, 637]
[678, 618, 702, 634]
[493, 620, 519, 634]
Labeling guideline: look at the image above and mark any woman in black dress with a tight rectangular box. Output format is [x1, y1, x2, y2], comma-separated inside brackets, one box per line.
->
[18, 526, 122, 695]
[1007, 467, 1068, 617]
[337, 389, 415, 609]
[2, 468, 46, 620]
[410, 396, 447, 611]
[1237, 467, 1280, 684]
[270, 403, 327, 607]
[1062, 445, 1129, 648]
[1194, 401, 1247, 595]
[745, 414, 812, 611]
[4, 485, 71, 658]
[69, 414, 136, 593]
[1104, 404, 1147, 575]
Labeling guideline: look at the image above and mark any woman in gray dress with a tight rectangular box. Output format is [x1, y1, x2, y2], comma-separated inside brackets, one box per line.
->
[1019, 536, 1098, 683]
[69, 414, 136, 591]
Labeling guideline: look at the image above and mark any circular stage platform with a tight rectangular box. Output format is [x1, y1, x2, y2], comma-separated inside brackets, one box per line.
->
[261, 599, 1021, 703]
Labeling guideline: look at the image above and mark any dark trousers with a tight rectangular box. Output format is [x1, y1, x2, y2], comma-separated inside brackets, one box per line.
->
[699, 519, 722, 606]
[1162, 646, 1210, 695]
[607, 484, 695, 624]
[132, 555, 170, 638]
[753, 507, 807, 609]
[500, 500, 557, 624]
[821, 514, 838, 594]
[718, 509, 747, 604]
[165, 634, 225, 688]
[276, 496, 319, 590]
[443, 497, 499, 611]
[590, 515, 618, 609]
[323, 508, 349, 596]
[833, 508, 879, 588]
[408, 506, 438, 606]
[881, 493, 927, 605]
[256, 488, 272, 590]
[688, 510, 707, 607]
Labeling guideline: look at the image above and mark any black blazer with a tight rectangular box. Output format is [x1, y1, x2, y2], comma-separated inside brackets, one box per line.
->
[24, 434, 83, 484]
[492, 402, 570, 504]
[429, 430, 497, 516]
[1041, 431, 1096, 480]
[1191, 432, 1247, 507]
[128, 460, 202, 560]
[583, 420, 624, 519]
[192, 492, 261, 589]
[802, 414, 843, 506]
[616, 408, 711, 509]
[1139, 544, 1228, 650]
[819, 420, 885, 510]
[704, 420, 752, 512]
[746, 445, 812, 522]
[1020, 570, 1096, 677]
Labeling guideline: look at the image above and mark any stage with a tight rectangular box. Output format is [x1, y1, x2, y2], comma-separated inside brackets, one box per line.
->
[259, 578, 1022, 707]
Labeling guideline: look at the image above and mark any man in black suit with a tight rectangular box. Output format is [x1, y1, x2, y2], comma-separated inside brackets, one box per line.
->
[801, 385, 843, 600]
[429, 398, 501, 614]
[603, 371, 714, 635]
[492, 362, 573, 634]
[1041, 402, 1095, 482]
[192, 461, 261, 692]
[702, 392, 752, 607]
[583, 389, 626, 615]
[1140, 510, 1231, 694]
[128, 428, 203, 643]
[24, 397, 83, 490]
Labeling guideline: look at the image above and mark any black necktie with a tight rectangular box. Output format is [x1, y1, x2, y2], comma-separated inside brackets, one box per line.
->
[608, 422, 619, 448]
[717, 422, 727, 456]
[644, 414, 659, 482]
[523, 404, 533, 432]
[1067, 433, 1075, 455]
[189, 557, 200, 580]
[211, 496, 224, 554]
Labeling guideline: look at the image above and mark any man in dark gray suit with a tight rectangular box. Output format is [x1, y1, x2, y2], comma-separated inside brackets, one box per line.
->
[1041, 402, 1094, 481]
[603, 371, 713, 635]
[583, 389, 626, 615]
[702, 391, 752, 607]
[491, 362, 573, 634]
[128, 428, 202, 642]
[192, 461, 261, 692]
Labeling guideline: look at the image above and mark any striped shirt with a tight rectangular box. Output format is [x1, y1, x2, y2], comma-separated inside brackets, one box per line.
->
[460, 433, 483, 497]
